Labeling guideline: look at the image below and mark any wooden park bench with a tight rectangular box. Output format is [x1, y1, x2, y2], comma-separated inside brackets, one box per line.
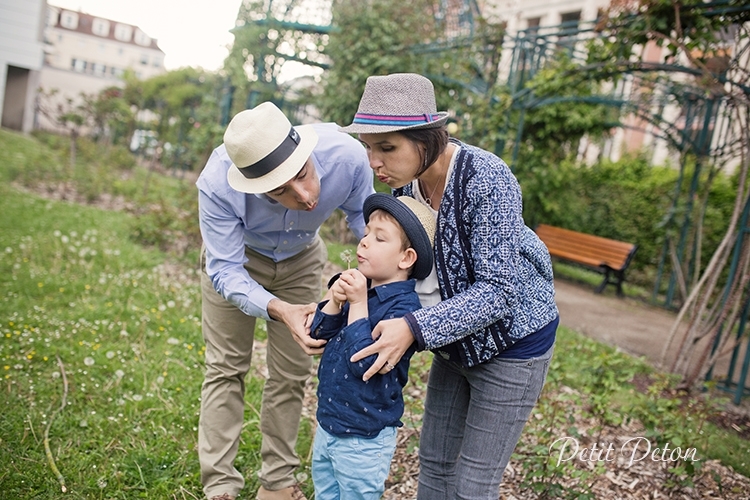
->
[534, 224, 638, 297]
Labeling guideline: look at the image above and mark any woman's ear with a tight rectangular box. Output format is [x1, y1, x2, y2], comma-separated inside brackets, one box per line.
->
[398, 247, 418, 272]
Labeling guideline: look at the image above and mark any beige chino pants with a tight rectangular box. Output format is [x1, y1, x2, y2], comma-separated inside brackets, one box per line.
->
[198, 237, 326, 498]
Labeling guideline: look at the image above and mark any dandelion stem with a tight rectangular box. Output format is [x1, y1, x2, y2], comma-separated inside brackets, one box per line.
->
[44, 355, 68, 493]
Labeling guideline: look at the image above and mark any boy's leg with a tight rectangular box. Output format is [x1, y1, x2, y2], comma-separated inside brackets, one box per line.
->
[311, 425, 340, 500]
[330, 426, 397, 499]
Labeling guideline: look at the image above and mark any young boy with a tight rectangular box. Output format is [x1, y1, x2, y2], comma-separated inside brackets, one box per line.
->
[309, 193, 436, 500]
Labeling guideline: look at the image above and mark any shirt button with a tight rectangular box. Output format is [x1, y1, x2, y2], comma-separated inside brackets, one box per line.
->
[289, 221, 294, 226]
[283, 240, 288, 245]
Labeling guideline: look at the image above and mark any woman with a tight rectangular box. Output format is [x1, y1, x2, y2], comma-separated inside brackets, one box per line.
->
[342, 73, 559, 499]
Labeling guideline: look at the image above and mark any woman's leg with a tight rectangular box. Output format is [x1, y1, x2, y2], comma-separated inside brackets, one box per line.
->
[417, 355, 470, 500]
[455, 345, 554, 499]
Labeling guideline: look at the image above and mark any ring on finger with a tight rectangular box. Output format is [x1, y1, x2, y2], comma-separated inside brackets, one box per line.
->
[384, 361, 395, 371]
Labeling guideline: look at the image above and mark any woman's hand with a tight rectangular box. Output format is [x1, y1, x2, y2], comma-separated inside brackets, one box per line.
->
[350, 317, 415, 381]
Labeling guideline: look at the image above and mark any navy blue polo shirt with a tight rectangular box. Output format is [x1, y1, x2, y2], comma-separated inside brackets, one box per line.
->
[311, 279, 420, 438]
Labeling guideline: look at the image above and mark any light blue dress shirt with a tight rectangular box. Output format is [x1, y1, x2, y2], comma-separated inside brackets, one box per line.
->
[197, 123, 374, 320]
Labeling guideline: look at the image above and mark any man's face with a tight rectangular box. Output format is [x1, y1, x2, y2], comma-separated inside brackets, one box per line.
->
[265, 158, 321, 211]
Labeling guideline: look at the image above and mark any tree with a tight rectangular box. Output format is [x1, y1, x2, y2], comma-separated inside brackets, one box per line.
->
[225, 0, 330, 115]
[596, 0, 750, 388]
[317, 0, 441, 126]
[36, 88, 91, 170]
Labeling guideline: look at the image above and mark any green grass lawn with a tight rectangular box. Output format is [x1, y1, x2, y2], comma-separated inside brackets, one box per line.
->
[1, 129, 749, 499]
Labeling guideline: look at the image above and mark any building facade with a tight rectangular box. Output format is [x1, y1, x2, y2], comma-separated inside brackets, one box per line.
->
[37, 5, 166, 132]
[0, 0, 47, 133]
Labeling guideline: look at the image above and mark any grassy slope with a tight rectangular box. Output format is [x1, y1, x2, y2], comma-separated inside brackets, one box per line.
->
[1, 129, 748, 499]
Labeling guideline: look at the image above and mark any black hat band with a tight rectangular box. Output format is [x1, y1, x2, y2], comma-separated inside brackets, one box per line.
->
[238, 127, 300, 179]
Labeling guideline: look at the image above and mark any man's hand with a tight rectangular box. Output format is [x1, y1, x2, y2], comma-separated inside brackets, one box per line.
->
[350, 317, 415, 381]
[267, 298, 326, 355]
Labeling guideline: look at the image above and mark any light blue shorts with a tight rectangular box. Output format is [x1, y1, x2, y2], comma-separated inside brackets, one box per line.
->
[312, 424, 397, 500]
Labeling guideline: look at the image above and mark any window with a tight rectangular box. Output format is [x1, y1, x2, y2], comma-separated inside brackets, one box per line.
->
[140, 54, 149, 65]
[114, 24, 132, 42]
[560, 11, 581, 27]
[92, 63, 106, 77]
[60, 11, 78, 29]
[134, 29, 151, 47]
[92, 18, 110, 37]
[71, 58, 87, 72]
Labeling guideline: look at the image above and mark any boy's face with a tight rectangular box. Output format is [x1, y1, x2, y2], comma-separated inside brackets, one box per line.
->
[356, 211, 416, 287]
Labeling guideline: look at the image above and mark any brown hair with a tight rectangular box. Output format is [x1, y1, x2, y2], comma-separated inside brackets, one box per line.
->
[369, 209, 411, 251]
[400, 127, 450, 177]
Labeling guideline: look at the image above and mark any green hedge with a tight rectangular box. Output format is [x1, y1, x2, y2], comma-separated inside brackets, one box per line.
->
[515, 154, 736, 288]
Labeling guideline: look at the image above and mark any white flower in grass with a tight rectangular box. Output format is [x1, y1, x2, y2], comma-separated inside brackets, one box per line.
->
[79, 419, 88, 428]
[167, 337, 180, 345]
[106, 351, 115, 359]
[84, 357, 95, 366]
[132, 394, 143, 402]
[4, 247, 11, 254]
[115, 370, 125, 378]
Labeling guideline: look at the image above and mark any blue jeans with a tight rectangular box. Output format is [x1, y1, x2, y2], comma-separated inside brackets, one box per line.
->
[417, 345, 554, 500]
[312, 425, 397, 500]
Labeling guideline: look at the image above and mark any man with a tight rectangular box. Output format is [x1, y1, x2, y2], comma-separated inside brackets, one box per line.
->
[197, 102, 374, 500]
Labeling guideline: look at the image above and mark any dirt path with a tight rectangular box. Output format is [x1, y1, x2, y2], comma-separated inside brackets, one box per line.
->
[555, 278, 750, 411]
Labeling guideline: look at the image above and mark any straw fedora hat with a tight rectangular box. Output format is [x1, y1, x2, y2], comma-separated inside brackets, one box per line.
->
[224, 102, 318, 194]
[363, 193, 436, 280]
[339, 73, 450, 134]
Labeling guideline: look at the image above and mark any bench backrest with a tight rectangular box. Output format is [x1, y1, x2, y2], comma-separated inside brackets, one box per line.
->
[534, 224, 637, 271]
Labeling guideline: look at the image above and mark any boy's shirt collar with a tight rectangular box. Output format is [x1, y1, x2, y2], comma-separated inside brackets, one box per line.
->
[370, 279, 416, 302]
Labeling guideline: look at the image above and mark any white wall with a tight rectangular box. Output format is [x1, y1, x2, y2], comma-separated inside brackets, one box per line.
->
[0, 0, 46, 132]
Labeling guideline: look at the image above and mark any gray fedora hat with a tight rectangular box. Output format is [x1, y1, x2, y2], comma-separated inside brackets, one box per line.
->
[339, 73, 450, 134]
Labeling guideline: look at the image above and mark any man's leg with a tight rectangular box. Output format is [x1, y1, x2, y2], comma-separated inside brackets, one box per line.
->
[258, 237, 326, 490]
[198, 261, 257, 499]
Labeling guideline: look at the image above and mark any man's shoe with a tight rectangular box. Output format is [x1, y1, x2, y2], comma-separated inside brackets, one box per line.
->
[256, 484, 307, 500]
[209, 494, 235, 500]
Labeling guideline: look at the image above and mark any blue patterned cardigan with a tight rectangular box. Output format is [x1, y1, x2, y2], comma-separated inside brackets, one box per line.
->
[397, 142, 559, 367]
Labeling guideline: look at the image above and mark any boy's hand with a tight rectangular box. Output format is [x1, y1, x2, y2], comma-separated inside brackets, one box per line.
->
[330, 279, 348, 307]
[339, 269, 367, 305]
[339, 269, 368, 323]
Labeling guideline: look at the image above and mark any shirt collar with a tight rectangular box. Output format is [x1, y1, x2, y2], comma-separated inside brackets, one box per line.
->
[371, 279, 417, 302]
